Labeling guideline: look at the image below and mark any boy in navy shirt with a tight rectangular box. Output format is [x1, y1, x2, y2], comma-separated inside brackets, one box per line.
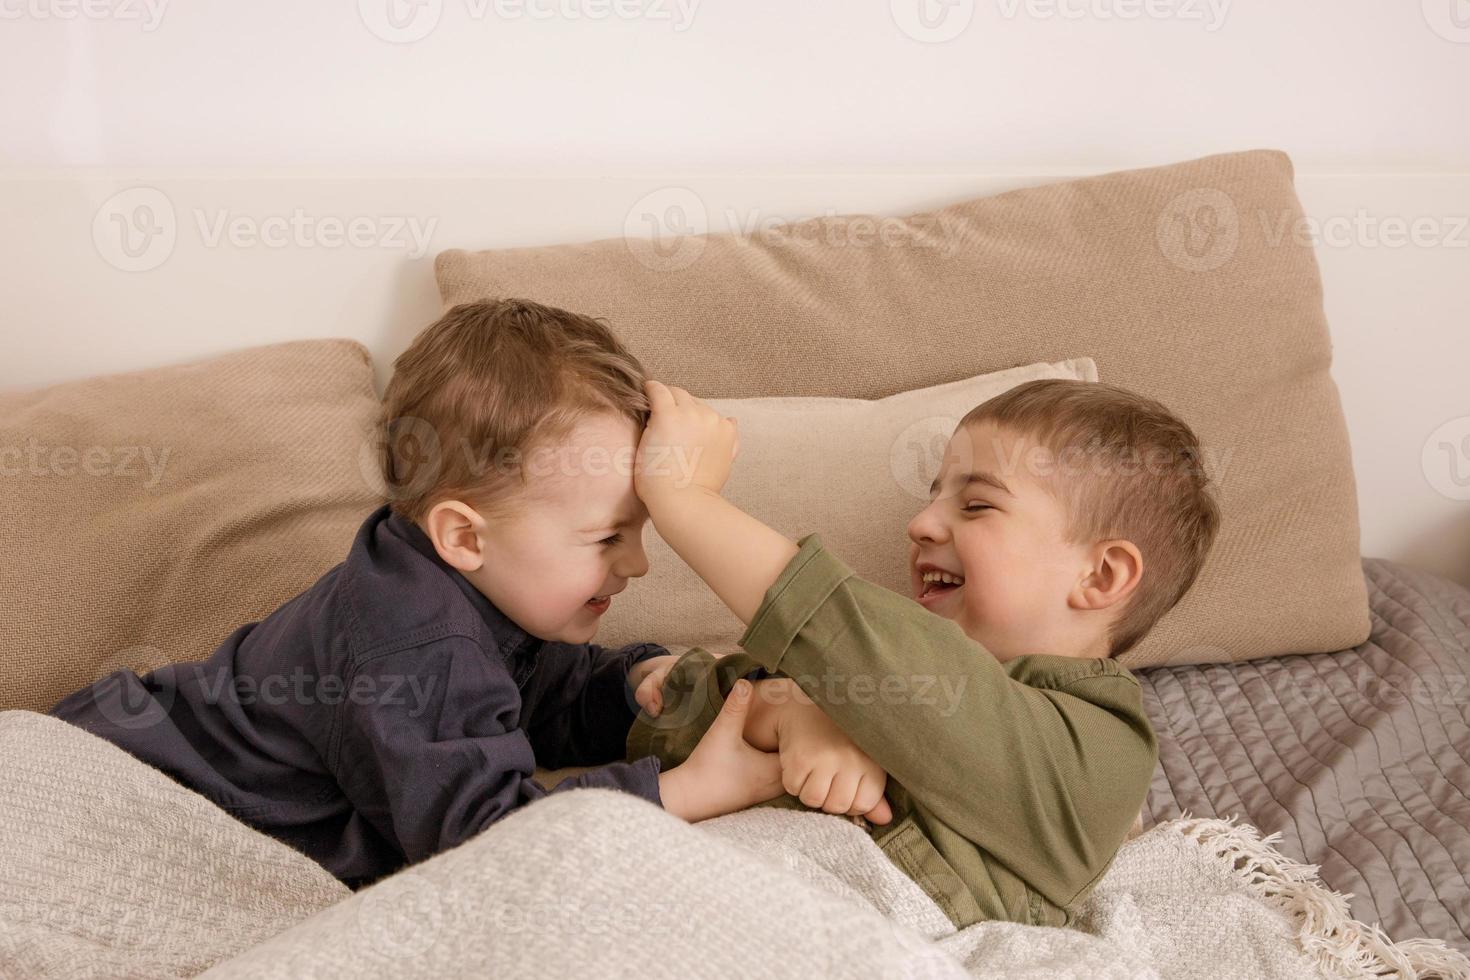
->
[50, 298, 881, 888]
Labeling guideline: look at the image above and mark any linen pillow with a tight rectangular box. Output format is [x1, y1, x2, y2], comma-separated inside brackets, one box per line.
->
[435, 149, 1371, 667]
[0, 339, 385, 714]
[594, 358, 1099, 656]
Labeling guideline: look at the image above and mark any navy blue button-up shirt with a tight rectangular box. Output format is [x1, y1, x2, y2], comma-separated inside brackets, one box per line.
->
[49, 503, 667, 889]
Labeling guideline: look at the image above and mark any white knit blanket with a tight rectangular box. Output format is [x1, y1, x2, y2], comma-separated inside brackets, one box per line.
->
[1, 710, 1465, 979]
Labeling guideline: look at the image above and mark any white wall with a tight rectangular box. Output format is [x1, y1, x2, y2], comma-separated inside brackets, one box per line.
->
[1, 2, 1467, 589]
[1, 1, 1466, 172]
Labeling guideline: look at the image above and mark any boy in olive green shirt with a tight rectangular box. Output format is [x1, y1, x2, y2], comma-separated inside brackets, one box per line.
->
[626, 377, 1221, 929]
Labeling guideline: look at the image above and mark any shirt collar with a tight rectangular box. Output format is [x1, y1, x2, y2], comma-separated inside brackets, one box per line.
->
[380, 505, 541, 661]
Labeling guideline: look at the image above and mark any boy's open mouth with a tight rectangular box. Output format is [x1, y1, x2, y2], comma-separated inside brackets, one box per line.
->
[917, 569, 965, 607]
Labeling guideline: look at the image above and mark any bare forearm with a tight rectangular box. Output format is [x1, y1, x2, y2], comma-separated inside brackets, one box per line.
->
[647, 489, 799, 626]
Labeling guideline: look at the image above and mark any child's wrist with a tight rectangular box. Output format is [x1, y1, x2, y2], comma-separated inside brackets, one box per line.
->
[657, 764, 695, 820]
[643, 485, 722, 537]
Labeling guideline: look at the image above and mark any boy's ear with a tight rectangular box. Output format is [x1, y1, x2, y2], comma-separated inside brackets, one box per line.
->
[424, 500, 489, 573]
[1072, 539, 1143, 613]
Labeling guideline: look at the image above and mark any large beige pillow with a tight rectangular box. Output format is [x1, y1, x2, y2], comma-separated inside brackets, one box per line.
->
[437, 148, 1371, 668]
[595, 357, 1098, 655]
[0, 340, 385, 714]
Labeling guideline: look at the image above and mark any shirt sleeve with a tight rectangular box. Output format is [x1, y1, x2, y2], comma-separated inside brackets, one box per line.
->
[520, 639, 669, 769]
[734, 532, 1157, 890]
[329, 635, 662, 866]
[625, 647, 769, 769]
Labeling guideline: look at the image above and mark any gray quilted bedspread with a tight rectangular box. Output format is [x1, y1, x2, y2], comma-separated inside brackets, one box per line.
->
[1137, 557, 1470, 955]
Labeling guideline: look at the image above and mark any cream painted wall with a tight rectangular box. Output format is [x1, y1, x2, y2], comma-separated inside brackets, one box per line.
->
[0, 3, 1467, 587]
[0, 1, 1466, 172]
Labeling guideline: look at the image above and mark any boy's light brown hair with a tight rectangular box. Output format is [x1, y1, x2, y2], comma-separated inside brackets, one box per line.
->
[377, 298, 651, 527]
[961, 379, 1221, 659]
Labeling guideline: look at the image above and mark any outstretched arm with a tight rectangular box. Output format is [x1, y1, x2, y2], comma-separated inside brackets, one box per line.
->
[633, 380, 798, 626]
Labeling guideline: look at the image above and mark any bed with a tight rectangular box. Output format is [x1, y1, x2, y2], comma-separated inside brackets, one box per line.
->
[1, 149, 1466, 977]
[1139, 556, 1470, 957]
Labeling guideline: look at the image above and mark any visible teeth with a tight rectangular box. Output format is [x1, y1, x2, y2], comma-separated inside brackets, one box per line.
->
[921, 570, 965, 586]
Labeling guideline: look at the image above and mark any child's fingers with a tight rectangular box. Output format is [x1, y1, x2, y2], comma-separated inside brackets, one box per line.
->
[644, 379, 676, 412]
[796, 768, 836, 810]
[779, 758, 809, 799]
[709, 678, 752, 735]
[823, 769, 861, 816]
[751, 748, 784, 795]
[849, 774, 886, 820]
[864, 794, 894, 826]
[635, 675, 663, 716]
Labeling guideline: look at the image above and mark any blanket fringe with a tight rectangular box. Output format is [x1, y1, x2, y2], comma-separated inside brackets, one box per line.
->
[1166, 815, 1470, 980]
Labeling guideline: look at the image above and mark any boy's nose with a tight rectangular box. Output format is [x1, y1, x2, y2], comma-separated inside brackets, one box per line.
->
[907, 503, 948, 545]
[616, 538, 650, 579]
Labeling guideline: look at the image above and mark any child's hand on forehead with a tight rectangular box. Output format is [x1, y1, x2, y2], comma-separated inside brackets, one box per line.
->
[634, 380, 740, 509]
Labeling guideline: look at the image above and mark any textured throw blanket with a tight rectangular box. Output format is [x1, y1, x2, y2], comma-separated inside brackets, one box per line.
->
[2, 710, 1465, 979]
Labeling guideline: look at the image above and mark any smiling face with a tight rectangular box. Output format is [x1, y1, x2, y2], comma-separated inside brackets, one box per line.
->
[906, 421, 1117, 662]
[427, 412, 652, 645]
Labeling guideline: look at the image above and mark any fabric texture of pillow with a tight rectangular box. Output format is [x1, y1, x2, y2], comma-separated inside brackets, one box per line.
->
[0, 339, 385, 714]
[436, 149, 1371, 667]
[594, 358, 1099, 656]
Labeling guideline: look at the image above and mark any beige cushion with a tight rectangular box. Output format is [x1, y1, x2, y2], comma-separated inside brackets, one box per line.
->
[437, 148, 1371, 668]
[0, 339, 385, 714]
[594, 358, 1099, 656]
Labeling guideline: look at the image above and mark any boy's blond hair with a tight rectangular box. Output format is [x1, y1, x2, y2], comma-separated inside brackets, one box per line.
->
[961, 379, 1221, 658]
[377, 298, 651, 527]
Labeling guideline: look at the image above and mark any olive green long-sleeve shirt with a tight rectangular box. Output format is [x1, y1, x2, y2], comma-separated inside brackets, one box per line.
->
[626, 532, 1157, 929]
